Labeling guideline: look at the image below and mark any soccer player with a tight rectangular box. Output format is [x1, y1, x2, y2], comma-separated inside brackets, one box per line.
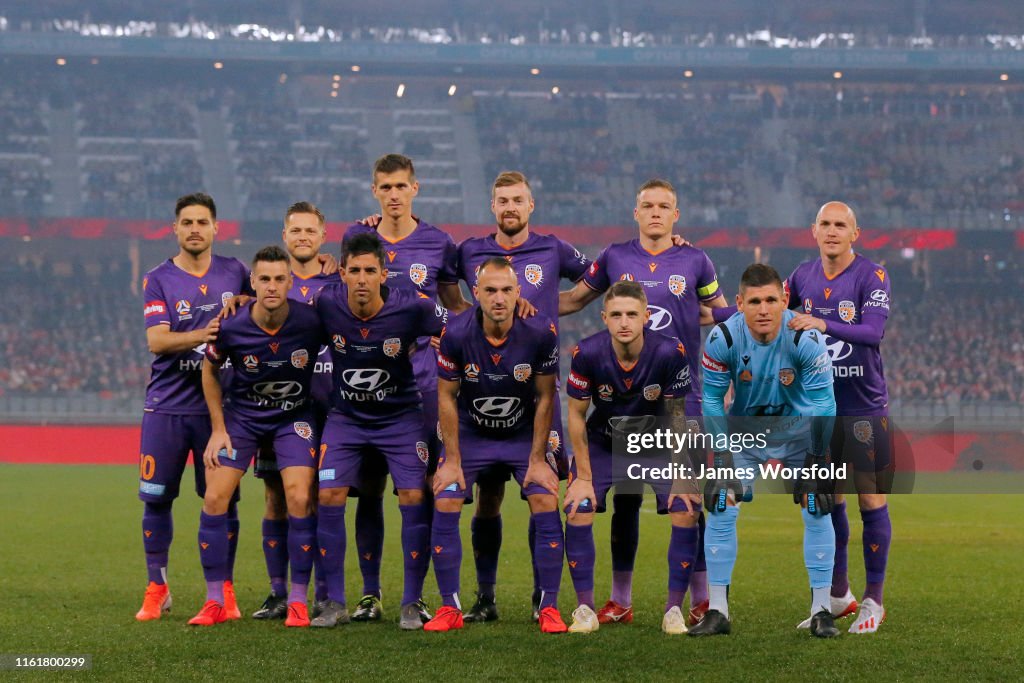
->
[424, 258, 567, 634]
[559, 178, 728, 625]
[252, 202, 340, 620]
[189, 246, 323, 627]
[455, 170, 589, 621]
[785, 201, 892, 634]
[690, 263, 839, 638]
[312, 232, 448, 629]
[135, 193, 249, 621]
[342, 154, 470, 621]
[563, 281, 697, 634]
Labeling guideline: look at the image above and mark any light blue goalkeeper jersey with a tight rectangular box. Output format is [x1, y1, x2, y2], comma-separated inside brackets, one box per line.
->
[701, 309, 836, 454]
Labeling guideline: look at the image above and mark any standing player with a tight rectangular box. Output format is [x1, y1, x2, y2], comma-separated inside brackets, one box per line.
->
[189, 246, 323, 627]
[423, 258, 567, 634]
[342, 154, 470, 622]
[690, 263, 839, 638]
[559, 179, 728, 625]
[135, 193, 249, 621]
[785, 201, 892, 634]
[253, 202, 339, 620]
[455, 171, 589, 621]
[312, 232, 448, 629]
[563, 281, 698, 634]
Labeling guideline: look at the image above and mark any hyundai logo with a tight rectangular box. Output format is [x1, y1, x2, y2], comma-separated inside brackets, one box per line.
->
[472, 396, 521, 418]
[342, 368, 391, 391]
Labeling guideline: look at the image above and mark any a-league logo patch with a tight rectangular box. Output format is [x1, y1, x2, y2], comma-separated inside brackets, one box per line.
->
[547, 430, 561, 455]
[524, 264, 543, 287]
[643, 384, 662, 401]
[668, 274, 687, 297]
[853, 420, 874, 444]
[513, 363, 532, 382]
[598, 384, 613, 401]
[291, 349, 309, 369]
[176, 300, 192, 319]
[415, 441, 429, 464]
[332, 335, 346, 353]
[619, 273, 635, 282]
[383, 337, 402, 358]
[294, 421, 313, 440]
[243, 354, 259, 372]
[778, 368, 795, 386]
[804, 298, 814, 314]
[838, 300, 856, 322]
[409, 263, 428, 287]
[464, 363, 480, 380]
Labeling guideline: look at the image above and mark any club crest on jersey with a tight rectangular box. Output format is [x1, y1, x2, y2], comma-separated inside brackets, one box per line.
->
[332, 335, 346, 353]
[514, 363, 532, 382]
[243, 354, 259, 372]
[409, 263, 428, 287]
[383, 337, 402, 358]
[221, 292, 233, 307]
[643, 384, 662, 401]
[804, 298, 814, 314]
[415, 441, 429, 464]
[291, 349, 309, 369]
[524, 264, 543, 287]
[294, 421, 313, 440]
[838, 300, 856, 322]
[668, 274, 687, 297]
[597, 384, 613, 401]
[199, 284, 208, 296]
[175, 300, 192, 319]
[853, 420, 874, 444]
[778, 368, 795, 386]
[464, 363, 480, 380]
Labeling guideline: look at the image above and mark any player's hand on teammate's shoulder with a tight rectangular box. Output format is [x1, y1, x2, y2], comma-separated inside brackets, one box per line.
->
[432, 459, 465, 496]
[670, 234, 691, 248]
[563, 477, 596, 519]
[202, 430, 232, 470]
[317, 253, 339, 275]
[787, 313, 826, 333]
[524, 460, 559, 496]
[218, 295, 251, 320]
[358, 213, 382, 227]
[515, 296, 538, 319]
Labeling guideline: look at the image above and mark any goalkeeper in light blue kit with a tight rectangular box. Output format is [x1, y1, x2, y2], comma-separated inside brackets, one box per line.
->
[690, 263, 840, 638]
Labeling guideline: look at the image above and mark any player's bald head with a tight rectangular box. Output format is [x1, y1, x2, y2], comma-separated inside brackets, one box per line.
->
[815, 201, 857, 228]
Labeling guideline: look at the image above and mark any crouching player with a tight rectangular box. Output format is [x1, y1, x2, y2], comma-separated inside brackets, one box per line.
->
[690, 263, 839, 638]
[563, 281, 698, 634]
[424, 257, 568, 634]
[190, 246, 323, 627]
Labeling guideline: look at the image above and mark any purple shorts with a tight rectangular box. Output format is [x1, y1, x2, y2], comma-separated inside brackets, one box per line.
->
[584, 437, 681, 514]
[217, 410, 319, 473]
[474, 398, 568, 492]
[318, 410, 428, 492]
[137, 411, 210, 503]
[435, 426, 567, 500]
[253, 403, 327, 480]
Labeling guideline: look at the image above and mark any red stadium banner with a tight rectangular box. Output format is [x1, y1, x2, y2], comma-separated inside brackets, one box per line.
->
[0, 218, 240, 240]
[1017, 231, 1024, 249]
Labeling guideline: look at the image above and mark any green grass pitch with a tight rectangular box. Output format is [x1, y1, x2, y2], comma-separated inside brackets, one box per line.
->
[1, 464, 1021, 681]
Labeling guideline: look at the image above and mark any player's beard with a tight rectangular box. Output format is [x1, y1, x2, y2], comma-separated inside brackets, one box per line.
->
[181, 241, 209, 257]
[497, 216, 528, 238]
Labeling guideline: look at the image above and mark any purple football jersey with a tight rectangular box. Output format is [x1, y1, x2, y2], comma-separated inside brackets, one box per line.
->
[289, 270, 341, 407]
[437, 308, 559, 438]
[567, 329, 691, 445]
[582, 239, 720, 399]
[345, 221, 459, 393]
[205, 301, 324, 423]
[315, 284, 448, 423]
[143, 255, 249, 414]
[456, 231, 589, 329]
[786, 254, 890, 414]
